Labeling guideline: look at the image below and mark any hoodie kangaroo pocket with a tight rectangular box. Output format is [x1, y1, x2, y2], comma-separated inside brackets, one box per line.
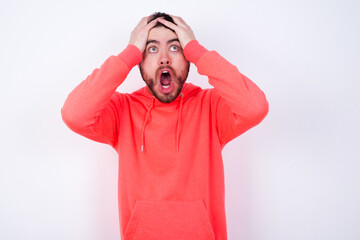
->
[123, 199, 215, 240]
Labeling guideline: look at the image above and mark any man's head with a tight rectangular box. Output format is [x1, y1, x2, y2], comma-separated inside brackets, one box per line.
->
[139, 12, 190, 103]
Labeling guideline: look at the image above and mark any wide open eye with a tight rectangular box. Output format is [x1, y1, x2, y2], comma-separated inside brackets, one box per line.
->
[148, 46, 157, 53]
[169, 45, 179, 52]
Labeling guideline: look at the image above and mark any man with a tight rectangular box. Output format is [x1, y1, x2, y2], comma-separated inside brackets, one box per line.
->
[61, 12, 269, 240]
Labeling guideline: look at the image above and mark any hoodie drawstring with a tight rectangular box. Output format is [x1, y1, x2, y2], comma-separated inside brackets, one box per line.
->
[140, 94, 184, 153]
[141, 97, 155, 152]
[176, 93, 184, 152]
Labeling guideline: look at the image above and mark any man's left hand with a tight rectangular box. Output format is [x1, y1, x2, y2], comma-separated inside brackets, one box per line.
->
[157, 15, 196, 49]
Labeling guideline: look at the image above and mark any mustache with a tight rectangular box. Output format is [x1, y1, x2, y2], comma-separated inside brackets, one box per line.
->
[155, 66, 176, 78]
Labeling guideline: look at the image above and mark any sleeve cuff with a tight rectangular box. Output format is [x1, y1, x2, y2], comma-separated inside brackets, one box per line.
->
[183, 40, 208, 64]
[117, 44, 143, 69]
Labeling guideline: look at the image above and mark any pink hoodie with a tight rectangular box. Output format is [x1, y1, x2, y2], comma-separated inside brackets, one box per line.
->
[61, 40, 268, 240]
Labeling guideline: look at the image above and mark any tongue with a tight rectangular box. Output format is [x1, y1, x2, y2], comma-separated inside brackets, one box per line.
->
[160, 73, 171, 85]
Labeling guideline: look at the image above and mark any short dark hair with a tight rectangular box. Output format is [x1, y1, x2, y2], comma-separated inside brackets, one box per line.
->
[147, 12, 177, 32]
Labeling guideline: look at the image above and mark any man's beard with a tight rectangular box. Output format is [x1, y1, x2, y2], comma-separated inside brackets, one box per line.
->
[139, 64, 190, 103]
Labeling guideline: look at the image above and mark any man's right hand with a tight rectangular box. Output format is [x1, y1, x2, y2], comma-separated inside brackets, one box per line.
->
[129, 17, 158, 53]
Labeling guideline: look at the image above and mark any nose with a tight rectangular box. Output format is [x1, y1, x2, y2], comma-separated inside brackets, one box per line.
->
[159, 51, 171, 65]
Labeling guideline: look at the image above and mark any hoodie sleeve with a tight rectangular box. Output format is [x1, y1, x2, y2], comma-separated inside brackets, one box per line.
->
[184, 40, 269, 147]
[61, 44, 142, 148]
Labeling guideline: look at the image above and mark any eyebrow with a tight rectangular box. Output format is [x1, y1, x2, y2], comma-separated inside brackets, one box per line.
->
[146, 38, 180, 46]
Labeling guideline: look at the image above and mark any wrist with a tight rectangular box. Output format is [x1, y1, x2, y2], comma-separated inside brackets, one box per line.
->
[183, 40, 208, 64]
[130, 41, 145, 53]
[117, 44, 143, 68]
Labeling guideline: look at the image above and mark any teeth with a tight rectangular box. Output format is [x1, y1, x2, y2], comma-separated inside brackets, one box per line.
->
[162, 85, 170, 89]
[163, 71, 168, 74]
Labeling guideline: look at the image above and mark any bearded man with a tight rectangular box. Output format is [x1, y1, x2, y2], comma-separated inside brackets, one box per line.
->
[61, 12, 269, 240]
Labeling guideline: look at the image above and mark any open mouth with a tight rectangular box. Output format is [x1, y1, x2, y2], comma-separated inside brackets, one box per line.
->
[159, 69, 174, 94]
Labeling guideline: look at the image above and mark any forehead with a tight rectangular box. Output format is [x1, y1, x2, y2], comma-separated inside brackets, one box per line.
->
[148, 27, 178, 42]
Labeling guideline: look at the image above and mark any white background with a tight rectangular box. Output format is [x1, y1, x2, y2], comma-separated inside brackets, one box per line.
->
[1, 0, 359, 239]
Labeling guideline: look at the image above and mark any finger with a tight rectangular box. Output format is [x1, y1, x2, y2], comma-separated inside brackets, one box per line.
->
[169, 15, 188, 27]
[178, 17, 190, 27]
[137, 17, 148, 27]
[157, 18, 179, 31]
[133, 17, 148, 32]
[144, 18, 158, 31]
[146, 16, 156, 24]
